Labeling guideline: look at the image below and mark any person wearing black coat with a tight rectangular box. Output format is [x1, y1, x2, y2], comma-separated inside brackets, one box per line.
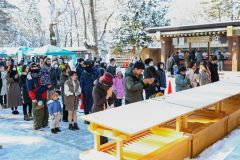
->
[143, 58, 159, 99]
[80, 60, 100, 118]
[106, 58, 117, 76]
[92, 72, 116, 145]
[19, 65, 32, 121]
[76, 58, 84, 82]
[208, 56, 219, 83]
[157, 62, 167, 94]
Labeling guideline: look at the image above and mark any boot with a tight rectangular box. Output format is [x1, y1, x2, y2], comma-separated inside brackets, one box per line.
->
[55, 127, 61, 132]
[28, 112, 33, 120]
[24, 114, 30, 121]
[15, 110, 19, 114]
[69, 124, 74, 130]
[51, 128, 57, 134]
[73, 123, 80, 130]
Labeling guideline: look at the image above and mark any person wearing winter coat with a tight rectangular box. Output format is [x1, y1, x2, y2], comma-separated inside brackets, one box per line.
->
[6, 65, 22, 114]
[113, 68, 124, 107]
[186, 62, 199, 88]
[0, 66, 7, 108]
[76, 58, 84, 82]
[92, 72, 116, 145]
[80, 60, 100, 117]
[166, 55, 175, 76]
[208, 56, 219, 83]
[143, 58, 159, 99]
[100, 62, 107, 76]
[26, 63, 49, 130]
[156, 62, 167, 94]
[199, 61, 211, 86]
[48, 92, 62, 134]
[125, 61, 154, 104]
[64, 71, 81, 130]
[19, 65, 33, 121]
[60, 64, 71, 122]
[106, 58, 117, 76]
[175, 66, 191, 92]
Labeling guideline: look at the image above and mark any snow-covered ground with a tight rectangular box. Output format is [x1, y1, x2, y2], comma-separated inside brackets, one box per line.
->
[0, 107, 93, 160]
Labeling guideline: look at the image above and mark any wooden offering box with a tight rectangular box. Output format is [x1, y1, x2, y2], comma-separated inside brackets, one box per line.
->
[162, 109, 227, 158]
[81, 80, 240, 160]
[81, 100, 192, 160]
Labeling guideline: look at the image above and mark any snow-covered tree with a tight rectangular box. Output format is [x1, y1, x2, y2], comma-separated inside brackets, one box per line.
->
[111, 0, 170, 54]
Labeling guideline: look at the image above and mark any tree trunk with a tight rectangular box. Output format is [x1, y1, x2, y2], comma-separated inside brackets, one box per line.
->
[49, 23, 57, 46]
[90, 0, 99, 57]
[79, 0, 87, 40]
[71, 0, 80, 46]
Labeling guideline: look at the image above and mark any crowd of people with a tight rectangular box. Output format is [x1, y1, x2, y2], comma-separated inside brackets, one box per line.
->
[166, 50, 220, 92]
[0, 53, 220, 142]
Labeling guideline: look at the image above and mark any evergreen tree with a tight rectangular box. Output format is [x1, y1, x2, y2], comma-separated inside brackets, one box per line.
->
[111, 0, 170, 54]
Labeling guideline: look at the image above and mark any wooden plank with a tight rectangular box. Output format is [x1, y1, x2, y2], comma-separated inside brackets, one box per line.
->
[82, 100, 193, 136]
[176, 117, 181, 132]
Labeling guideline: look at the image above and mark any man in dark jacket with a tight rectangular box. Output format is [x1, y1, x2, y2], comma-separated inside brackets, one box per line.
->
[125, 61, 154, 104]
[76, 58, 84, 82]
[80, 60, 100, 118]
[106, 58, 117, 76]
[143, 58, 159, 99]
[208, 56, 219, 83]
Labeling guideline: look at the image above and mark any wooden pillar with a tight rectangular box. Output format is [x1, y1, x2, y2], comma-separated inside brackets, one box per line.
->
[176, 117, 181, 132]
[161, 37, 174, 64]
[189, 42, 192, 53]
[94, 134, 101, 151]
[208, 42, 211, 61]
[231, 36, 240, 71]
[116, 140, 123, 160]
[182, 115, 188, 129]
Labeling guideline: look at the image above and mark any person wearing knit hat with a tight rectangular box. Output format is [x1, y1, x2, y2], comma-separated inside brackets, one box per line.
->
[92, 72, 116, 145]
[99, 72, 113, 86]
[175, 65, 191, 92]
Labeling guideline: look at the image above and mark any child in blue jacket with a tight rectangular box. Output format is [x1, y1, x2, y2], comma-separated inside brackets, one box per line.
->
[48, 91, 62, 134]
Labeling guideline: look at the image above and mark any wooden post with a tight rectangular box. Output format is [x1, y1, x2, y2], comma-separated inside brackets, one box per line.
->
[116, 140, 123, 160]
[208, 42, 211, 61]
[94, 134, 101, 151]
[189, 42, 192, 53]
[176, 117, 181, 132]
[219, 101, 223, 112]
[182, 115, 188, 129]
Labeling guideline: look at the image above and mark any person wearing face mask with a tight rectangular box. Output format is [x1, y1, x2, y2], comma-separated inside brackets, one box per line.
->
[125, 61, 154, 104]
[60, 64, 71, 122]
[6, 65, 22, 114]
[0, 66, 7, 108]
[156, 62, 167, 94]
[175, 66, 191, 92]
[26, 63, 49, 130]
[19, 65, 33, 121]
[80, 60, 100, 122]
[143, 58, 159, 99]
